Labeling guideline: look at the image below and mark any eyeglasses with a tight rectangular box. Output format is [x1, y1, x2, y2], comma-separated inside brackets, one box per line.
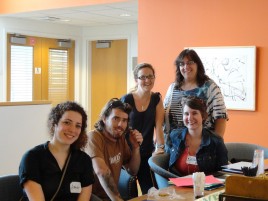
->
[179, 60, 195, 67]
[137, 75, 155, 80]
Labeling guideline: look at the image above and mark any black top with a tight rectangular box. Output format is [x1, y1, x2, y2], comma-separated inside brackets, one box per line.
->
[19, 141, 95, 201]
[121, 92, 160, 157]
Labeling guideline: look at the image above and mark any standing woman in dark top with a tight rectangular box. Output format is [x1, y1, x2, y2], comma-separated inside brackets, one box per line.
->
[19, 101, 95, 201]
[121, 63, 165, 194]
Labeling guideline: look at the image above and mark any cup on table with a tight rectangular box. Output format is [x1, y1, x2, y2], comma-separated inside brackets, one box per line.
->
[192, 172, 205, 199]
[252, 149, 264, 176]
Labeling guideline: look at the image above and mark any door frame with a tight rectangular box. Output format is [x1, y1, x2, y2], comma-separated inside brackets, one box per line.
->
[84, 35, 134, 128]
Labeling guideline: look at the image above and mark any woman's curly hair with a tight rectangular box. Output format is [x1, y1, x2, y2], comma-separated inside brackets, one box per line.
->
[47, 101, 88, 150]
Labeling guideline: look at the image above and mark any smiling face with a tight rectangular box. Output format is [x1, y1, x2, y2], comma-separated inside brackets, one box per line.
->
[180, 56, 198, 81]
[136, 67, 155, 92]
[183, 104, 203, 131]
[103, 108, 128, 141]
[53, 111, 82, 145]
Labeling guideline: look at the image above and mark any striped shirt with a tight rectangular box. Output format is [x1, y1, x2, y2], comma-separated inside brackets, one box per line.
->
[163, 79, 228, 136]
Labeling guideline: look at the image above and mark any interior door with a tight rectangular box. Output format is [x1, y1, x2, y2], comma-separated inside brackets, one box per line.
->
[91, 39, 127, 128]
[7, 34, 75, 105]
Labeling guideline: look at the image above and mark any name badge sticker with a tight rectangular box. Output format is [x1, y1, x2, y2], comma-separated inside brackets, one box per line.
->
[186, 155, 197, 165]
[70, 182, 81, 193]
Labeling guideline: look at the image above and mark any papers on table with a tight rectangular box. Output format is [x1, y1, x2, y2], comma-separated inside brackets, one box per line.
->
[221, 161, 252, 174]
[222, 161, 252, 170]
[221, 161, 268, 174]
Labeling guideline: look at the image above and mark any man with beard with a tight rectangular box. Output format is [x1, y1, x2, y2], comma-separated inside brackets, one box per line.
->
[86, 98, 143, 201]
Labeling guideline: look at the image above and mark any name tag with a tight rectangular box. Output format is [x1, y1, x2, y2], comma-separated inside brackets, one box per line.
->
[70, 182, 81, 193]
[186, 155, 197, 165]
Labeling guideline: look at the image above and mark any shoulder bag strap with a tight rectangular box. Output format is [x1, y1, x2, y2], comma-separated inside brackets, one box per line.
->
[50, 152, 72, 201]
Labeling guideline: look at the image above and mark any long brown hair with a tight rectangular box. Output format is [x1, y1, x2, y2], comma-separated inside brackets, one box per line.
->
[174, 49, 209, 89]
[94, 98, 132, 132]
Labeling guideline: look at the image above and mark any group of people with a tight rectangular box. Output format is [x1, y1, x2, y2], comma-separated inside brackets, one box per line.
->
[18, 49, 229, 201]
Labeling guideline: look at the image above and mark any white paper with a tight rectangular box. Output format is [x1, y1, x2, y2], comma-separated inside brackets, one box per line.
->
[222, 161, 252, 170]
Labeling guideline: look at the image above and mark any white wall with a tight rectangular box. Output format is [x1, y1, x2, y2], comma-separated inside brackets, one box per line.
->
[0, 104, 51, 175]
[0, 17, 138, 175]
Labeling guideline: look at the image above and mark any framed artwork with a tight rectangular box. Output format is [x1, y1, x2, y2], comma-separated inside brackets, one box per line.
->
[188, 46, 256, 111]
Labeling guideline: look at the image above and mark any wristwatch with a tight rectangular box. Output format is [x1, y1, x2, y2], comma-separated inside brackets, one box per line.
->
[156, 144, 165, 149]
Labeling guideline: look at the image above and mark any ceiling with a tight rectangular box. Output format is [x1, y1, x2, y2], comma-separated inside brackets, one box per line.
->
[2, 0, 138, 27]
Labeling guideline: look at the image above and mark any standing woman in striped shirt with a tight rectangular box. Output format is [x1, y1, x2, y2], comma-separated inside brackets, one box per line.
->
[164, 49, 228, 148]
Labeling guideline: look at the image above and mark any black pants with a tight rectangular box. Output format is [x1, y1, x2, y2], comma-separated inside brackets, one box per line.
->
[137, 154, 157, 194]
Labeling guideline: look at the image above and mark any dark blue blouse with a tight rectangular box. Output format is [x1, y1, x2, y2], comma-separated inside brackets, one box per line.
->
[19, 141, 94, 201]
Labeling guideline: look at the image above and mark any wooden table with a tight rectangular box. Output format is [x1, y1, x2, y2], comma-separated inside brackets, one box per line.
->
[128, 185, 224, 201]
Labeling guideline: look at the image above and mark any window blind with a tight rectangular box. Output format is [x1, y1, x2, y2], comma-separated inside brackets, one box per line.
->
[10, 45, 33, 101]
[48, 49, 68, 105]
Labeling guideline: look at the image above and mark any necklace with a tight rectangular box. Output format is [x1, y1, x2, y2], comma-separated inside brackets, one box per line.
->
[135, 92, 151, 111]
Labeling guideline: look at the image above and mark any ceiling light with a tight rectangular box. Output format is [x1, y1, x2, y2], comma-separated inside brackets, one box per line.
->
[40, 16, 61, 21]
[120, 13, 131, 17]
[60, 19, 70, 22]
[38, 16, 70, 23]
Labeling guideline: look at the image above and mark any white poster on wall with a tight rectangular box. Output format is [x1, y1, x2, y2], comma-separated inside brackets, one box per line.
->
[188, 46, 256, 111]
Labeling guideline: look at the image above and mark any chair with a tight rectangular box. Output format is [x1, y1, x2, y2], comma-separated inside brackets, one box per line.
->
[118, 168, 138, 200]
[0, 174, 23, 201]
[91, 168, 138, 201]
[148, 153, 179, 189]
[225, 142, 268, 163]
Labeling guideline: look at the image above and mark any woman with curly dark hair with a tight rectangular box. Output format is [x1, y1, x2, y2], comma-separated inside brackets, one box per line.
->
[19, 101, 95, 201]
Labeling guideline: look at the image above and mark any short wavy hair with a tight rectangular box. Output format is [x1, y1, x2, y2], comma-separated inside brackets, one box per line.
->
[174, 49, 209, 89]
[181, 96, 208, 122]
[47, 101, 88, 150]
[94, 98, 132, 132]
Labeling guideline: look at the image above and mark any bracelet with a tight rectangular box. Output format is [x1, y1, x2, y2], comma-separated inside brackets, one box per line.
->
[156, 144, 165, 149]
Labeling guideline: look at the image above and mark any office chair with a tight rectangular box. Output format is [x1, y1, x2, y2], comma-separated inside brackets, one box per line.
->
[225, 142, 268, 163]
[118, 168, 138, 200]
[0, 174, 23, 201]
[148, 153, 179, 189]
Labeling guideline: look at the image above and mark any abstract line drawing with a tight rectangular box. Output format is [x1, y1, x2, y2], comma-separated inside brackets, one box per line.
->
[189, 46, 256, 111]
